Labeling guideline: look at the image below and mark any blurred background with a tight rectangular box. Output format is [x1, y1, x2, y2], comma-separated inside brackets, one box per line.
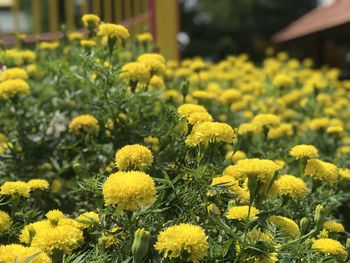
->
[1, 0, 350, 69]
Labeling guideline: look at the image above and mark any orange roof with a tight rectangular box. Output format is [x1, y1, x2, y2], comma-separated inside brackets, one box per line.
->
[273, 0, 350, 42]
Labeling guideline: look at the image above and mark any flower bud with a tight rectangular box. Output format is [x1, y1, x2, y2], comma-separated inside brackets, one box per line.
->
[132, 228, 150, 263]
[181, 80, 190, 100]
[73, 163, 81, 173]
[300, 217, 309, 234]
[314, 204, 325, 231]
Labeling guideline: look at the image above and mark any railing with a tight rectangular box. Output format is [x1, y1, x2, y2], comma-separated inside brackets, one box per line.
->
[0, 0, 179, 60]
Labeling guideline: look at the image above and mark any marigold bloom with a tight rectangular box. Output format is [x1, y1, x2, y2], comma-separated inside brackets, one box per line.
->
[80, 40, 96, 48]
[31, 224, 84, 254]
[219, 89, 241, 104]
[339, 168, 350, 180]
[82, 14, 100, 27]
[185, 122, 234, 147]
[154, 223, 208, 263]
[267, 123, 293, 140]
[312, 238, 347, 261]
[0, 210, 11, 232]
[27, 179, 49, 190]
[268, 215, 300, 238]
[211, 175, 249, 201]
[327, 126, 344, 135]
[304, 159, 338, 184]
[76, 211, 100, 228]
[323, 221, 345, 233]
[120, 62, 150, 84]
[238, 123, 261, 135]
[0, 244, 51, 263]
[39, 41, 60, 50]
[137, 53, 166, 76]
[252, 114, 280, 128]
[20, 220, 52, 244]
[68, 114, 99, 134]
[45, 209, 65, 223]
[309, 117, 330, 130]
[226, 205, 259, 220]
[275, 175, 308, 198]
[0, 68, 28, 81]
[186, 111, 213, 125]
[115, 144, 153, 171]
[136, 32, 153, 43]
[0, 79, 30, 99]
[0, 181, 30, 197]
[102, 171, 156, 210]
[68, 32, 84, 41]
[234, 158, 281, 183]
[98, 23, 129, 40]
[177, 104, 208, 118]
[272, 74, 293, 88]
[289, 144, 318, 159]
[225, 150, 247, 162]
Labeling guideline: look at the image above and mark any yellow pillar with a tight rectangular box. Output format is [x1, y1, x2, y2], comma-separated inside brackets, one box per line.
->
[12, 0, 20, 33]
[103, 0, 112, 22]
[65, 0, 75, 31]
[115, 0, 123, 23]
[81, 0, 89, 15]
[92, 0, 101, 17]
[124, 0, 133, 34]
[32, 0, 41, 34]
[133, 0, 142, 34]
[155, 0, 179, 60]
[49, 0, 59, 32]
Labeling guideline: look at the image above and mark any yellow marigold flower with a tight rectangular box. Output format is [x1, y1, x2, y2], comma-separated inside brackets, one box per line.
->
[272, 74, 293, 88]
[45, 209, 65, 223]
[268, 215, 300, 238]
[115, 144, 153, 171]
[289, 144, 319, 159]
[0, 210, 11, 232]
[98, 23, 130, 40]
[275, 175, 308, 198]
[252, 114, 280, 128]
[222, 165, 245, 181]
[0, 67, 28, 81]
[31, 224, 84, 255]
[0, 79, 30, 99]
[154, 223, 208, 263]
[27, 179, 49, 190]
[102, 171, 156, 210]
[309, 117, 330, 130]
[186, 111, 213, 125]
[76, 211, 100, 228]
[136, 32, 153, 42]
[323, 221, 345, 233]
[267, 123, 293, 140]
[20, 220, 52, 244]
[312, 238, 347, 261]
[225, 150, 247, 162]
[144, 136, 160, 151]
[0, 181, 30, 197]
[234, 158, 281, 183]
[120, 62, 150, 84]
[58, 218, 81, 229]
[0, 244, 51, 263]
[219, 89, 241, 104]
[82, 14, 100, 27]
[338, 146, 350, 155]
[68, 32, 84, 41]
[80, 39, 96, 48]
[137, 53, 166, 76]
[339, 168, 350, 180]
[149, 75, 164, 89]
[226, 205, 259, 220]
[39, 41, 60, 50]
[327, 126, 344, 135]
[185, 122, 234, 147]
[68, 114, 99, 134]
[177, 104, 208, 118]
[305, 159, 338, 184]
[238, 123, 261, 135]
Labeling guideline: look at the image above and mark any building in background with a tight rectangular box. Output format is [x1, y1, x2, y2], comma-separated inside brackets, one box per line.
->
[273, 0, 350, 72]
[0, 0, 180, 60]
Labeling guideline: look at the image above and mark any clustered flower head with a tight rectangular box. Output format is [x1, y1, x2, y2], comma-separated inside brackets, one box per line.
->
[0, 210, 11, 232]
[226, 205, 259, 220]
[289, 144, 319, 159]
[68, 114, 99, 134]
[115, 144, 153, 170]
[137, 53, 166, 76]
[185, 121, 234, 147]
[102, 171, 156, 210]
[252, 114, 280, 128]
[27, 179, 49, 190]
[0, 181, 30, 197]
[0, 244, 51, 263]
[312, 238, 348, 261]
[0, 79, 30, 99]
[0, 67, 28, 81]
[154, 223, 209, 262]
[120, 62, 150, 84]
[304, 159, 338, 184]
[268, 215, 300, 238]
[274, 175, 308, 198]
[98, 23, 130, 40]
[82, 14, 100, 27]
[76, 211, 100, 228]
